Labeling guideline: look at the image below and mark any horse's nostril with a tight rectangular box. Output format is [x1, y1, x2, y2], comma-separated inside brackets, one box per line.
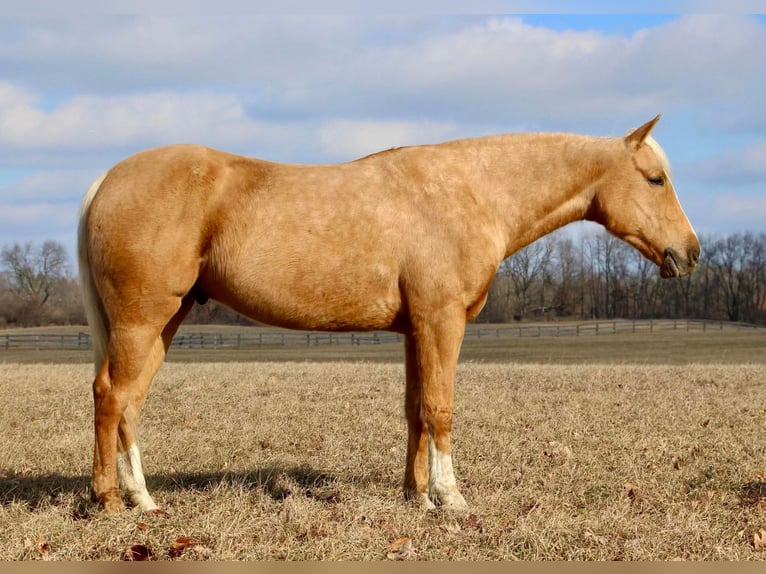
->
[689, 247, 700, 264]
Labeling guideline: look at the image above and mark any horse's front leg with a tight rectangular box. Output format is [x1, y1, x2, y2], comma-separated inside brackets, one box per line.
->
[408, 307, 468, 510]
[403, 335, 434, 509]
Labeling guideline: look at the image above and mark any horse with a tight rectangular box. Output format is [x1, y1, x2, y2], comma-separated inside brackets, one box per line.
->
[78, 114, 700, 514]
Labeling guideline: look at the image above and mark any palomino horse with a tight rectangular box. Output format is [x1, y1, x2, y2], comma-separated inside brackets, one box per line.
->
[78, 115, 700, 514]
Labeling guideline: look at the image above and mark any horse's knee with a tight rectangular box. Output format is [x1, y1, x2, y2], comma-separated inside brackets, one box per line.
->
[422, 404, 453, 438]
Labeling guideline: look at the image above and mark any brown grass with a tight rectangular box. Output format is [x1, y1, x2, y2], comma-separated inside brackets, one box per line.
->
[2, 329, 766, 561]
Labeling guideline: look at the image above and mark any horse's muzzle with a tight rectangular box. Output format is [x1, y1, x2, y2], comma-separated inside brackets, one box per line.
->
[660, 245, 700, 278]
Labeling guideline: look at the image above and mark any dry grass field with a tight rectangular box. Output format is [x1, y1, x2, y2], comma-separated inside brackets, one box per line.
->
[1, 328, 766, 560]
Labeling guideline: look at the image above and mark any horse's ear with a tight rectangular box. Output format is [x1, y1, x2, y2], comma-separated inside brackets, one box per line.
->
[625, 114, 661, 150]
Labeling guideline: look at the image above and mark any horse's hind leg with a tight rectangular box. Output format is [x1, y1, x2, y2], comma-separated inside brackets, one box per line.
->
[92, 296, 193, 514]
[115, 296, 194, 512]
[92, 324, 160, 513]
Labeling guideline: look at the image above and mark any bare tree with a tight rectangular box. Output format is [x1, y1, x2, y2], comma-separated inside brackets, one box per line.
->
[1, 240, 69, 306]
[551, 235, 580, 316]
[503, 238, 553, 320]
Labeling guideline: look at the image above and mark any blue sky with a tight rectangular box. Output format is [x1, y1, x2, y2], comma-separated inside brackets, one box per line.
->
[1, 10, 765, 264]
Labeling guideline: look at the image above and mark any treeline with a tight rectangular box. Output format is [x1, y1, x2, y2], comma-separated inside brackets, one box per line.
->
[477, 230, 766, 325]
[2, 230, 766, 328]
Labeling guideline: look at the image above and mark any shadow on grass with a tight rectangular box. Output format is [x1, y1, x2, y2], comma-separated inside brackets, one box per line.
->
[0, 470, 90, 509]
[154, 464, 344, 502]
[0, 463, 360, 513]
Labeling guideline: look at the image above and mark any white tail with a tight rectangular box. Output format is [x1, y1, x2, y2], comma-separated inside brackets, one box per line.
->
[77, 172, 109, 374]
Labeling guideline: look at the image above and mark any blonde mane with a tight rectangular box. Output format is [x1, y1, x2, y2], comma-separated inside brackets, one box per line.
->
[644, 135, 672, 177]
[627, 123, 671, 178]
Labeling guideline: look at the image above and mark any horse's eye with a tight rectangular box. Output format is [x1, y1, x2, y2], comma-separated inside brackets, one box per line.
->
[648, 176, 665, 187]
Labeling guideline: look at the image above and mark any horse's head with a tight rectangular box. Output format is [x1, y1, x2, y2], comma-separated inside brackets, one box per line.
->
[587, 115, 700, 278]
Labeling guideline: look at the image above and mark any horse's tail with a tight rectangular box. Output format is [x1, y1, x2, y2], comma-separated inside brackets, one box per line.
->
[77, 171, 109, 374]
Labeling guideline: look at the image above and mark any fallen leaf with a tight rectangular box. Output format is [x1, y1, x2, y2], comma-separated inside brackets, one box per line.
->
[36, 535, 50, 557]
[136, 522, 148, 531]
[386, 536, 416, 560]
[753, 530, 766, 551]
[168, 537, 199, 559]
[123, 544, 153, 561]
[624, 482, 639, 503]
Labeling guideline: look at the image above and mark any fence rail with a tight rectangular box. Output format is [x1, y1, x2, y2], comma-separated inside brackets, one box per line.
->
[0, 319, 761, 352]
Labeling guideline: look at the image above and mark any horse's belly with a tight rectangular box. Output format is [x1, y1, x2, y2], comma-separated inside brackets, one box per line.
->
[204, 261, 404, 332]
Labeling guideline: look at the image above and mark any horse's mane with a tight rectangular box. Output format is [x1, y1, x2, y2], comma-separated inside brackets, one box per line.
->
[644, 135, 672, 177]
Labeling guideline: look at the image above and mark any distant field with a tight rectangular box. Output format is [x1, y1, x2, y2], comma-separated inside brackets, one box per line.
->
[1, 321, 764, 365]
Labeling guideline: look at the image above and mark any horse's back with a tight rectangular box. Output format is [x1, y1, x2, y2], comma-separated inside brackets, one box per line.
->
[84, 143, 502, 333]
[84, 145, 408, 331]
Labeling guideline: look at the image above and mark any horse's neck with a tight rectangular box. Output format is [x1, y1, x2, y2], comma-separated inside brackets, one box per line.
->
[469, 133, 614, 257]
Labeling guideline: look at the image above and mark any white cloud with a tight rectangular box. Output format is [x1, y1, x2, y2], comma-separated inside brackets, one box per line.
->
[2, 15, 764, 130]
[0, 84, 301, 153]
[317, 119, 464, 160]
[1, 13, 765, 246]
[0, 169, 95, 203]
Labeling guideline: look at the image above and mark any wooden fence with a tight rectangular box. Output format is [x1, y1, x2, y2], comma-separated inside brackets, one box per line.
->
[0, 319, 760, 351]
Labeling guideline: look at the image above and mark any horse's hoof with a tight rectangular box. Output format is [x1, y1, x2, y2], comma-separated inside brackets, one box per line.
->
[101, 498, 126, 515]
[417, 492, 437, 510]
[434, 490, 468, 511]
[404, 488, 436, 510]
